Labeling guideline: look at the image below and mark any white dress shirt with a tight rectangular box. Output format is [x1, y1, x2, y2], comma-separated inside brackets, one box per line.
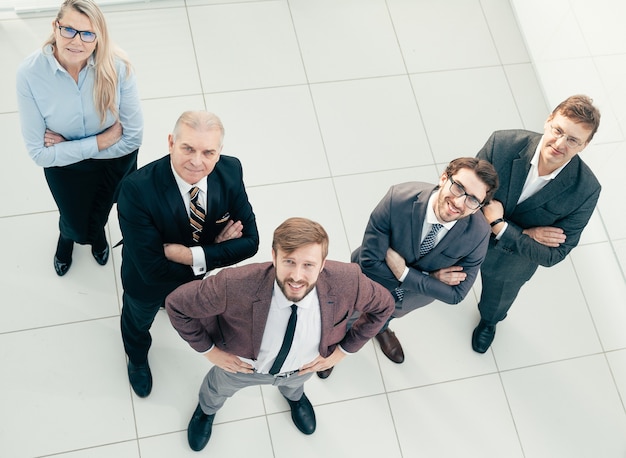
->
[16, 45, 143, 168]
[240, 281, 322, 374]
[494, 138, 570, 239]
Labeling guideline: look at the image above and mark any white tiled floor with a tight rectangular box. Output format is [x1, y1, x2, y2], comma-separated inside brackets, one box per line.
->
[1, 0, 625, 457]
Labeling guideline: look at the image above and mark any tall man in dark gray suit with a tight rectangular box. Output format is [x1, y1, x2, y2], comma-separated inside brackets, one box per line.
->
[473, 94, 601, 353]
[346, 158, 499, 367]
[118, 111, 259, 397]
[166, 217, 394, 451]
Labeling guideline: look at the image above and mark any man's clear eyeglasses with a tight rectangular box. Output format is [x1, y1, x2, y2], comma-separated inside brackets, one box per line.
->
[550, 124, 583, 148]
[56, 21, 97, 43]
[447, 175, 484, 210]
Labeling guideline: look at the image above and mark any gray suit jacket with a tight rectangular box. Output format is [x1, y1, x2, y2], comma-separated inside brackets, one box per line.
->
[165, 261, 395, 358]
[477, 130, 601, 282]
[352, 182, 491, 314]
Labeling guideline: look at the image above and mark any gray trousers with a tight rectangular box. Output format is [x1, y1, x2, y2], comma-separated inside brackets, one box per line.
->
[199, 366, 314, 415]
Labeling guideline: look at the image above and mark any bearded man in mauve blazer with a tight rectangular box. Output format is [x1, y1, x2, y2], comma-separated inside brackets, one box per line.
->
[347, 157, 499, 368]
[473, 95, 602, 353]
[117, 111, 259, 398]
[165, 217, 394, 452]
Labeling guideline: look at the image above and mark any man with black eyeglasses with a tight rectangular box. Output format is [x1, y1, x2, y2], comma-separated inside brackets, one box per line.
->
[318, 158, 498, 376]
[472, 94, 601, 353]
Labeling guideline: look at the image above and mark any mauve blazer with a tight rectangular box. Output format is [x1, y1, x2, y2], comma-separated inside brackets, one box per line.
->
[165, 260, 395, 358]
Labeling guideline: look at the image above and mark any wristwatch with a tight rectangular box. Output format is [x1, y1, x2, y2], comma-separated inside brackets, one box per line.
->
[489, 218, 505, 227]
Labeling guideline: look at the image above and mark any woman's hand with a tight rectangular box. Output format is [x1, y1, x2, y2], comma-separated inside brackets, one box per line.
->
[96, 121, 123, 151]
[44, 129, 66, 147]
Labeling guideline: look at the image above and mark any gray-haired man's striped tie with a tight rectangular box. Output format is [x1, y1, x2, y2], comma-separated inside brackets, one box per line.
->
[189, 186, 205, 243]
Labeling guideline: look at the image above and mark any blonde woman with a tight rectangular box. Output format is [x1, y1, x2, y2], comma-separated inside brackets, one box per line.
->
[17, 0, 143, 276]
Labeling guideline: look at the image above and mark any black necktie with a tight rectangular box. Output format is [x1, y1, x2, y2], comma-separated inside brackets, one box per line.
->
[269, 304, 298, 375]
[189, 186, 205, 243]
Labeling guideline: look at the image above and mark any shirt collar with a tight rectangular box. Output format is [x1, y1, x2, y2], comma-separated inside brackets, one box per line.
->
[427, 190, 457, 230]
[532, 136, 571, 180]
[272, 280, 316, 310]
[170, 161, 208, 195]
[44, 44, 96, 74]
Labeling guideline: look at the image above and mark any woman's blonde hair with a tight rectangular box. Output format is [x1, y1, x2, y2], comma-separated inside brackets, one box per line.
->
[44, 0, 132, 124]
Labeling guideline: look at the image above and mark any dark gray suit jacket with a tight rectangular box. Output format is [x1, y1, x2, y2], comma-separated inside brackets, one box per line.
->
[165, 261, 395, 358]
[477, 130, 601, 282]
[352, 182, 491, 315]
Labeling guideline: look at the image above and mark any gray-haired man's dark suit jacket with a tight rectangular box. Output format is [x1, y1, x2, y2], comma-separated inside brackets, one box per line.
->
[352, 182, 491, 317]
[476, 129, 601, 322]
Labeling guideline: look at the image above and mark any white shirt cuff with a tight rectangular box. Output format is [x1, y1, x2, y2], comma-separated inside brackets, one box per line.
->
[494, 221, 509, 240]
[338, 344, 352, 355]
[190, 246, 207, 276]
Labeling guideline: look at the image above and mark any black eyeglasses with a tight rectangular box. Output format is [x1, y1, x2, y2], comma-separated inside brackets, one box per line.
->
[56, 21, 97, 43]
[447, 175, 484, 210]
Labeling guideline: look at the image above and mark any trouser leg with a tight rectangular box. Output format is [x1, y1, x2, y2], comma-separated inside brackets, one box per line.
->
[198, 367, 314, 414]
[199, 367, 250, 415]
[89, 151, 138, 251]
[477, 274, 527, 324]
[44, 165, 93, 244]
[276, 372, 313, 401]
[121, 292, 162, 364]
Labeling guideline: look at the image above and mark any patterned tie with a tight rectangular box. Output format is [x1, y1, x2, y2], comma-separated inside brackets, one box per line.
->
[189, 186, 205, 243]
[392, 287, 404, 302]
[269, 304, 298, 375]
[392, 224, 444, 302]
[418, 223, 444, 257]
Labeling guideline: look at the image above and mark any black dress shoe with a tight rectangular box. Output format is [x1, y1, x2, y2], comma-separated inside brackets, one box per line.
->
[128, 360, 152, 397]
[472, 320, 496, 353]
[316, 367, 334, 379]
[187, 404, 215, 451]
[53, 256, 72, 276]
[375, 328, 405, 363]
[91, 242, 110, 266]
[285, 393, 316, 435]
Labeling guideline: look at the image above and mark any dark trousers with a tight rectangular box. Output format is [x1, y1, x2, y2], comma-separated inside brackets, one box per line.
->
[44, 150, 138, 246]
[477, 273, 529, 325]
[120, 292, 163, 365]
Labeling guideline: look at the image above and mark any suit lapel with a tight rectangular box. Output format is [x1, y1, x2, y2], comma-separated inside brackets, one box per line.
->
[251, 267, 276, 356]
[425, 216, 469, 258]
[205, 170, 224, 225]
[411, 187, 435, 260]
[515, 156, 578, 213]
[506, 146, 534, 215]
[315, 271, 337, 354]
[156, 158, 191, 237]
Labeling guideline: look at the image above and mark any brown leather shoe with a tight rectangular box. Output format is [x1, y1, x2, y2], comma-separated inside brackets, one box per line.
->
[316, 367, 334, 379]
[375, 328, 404, 363]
